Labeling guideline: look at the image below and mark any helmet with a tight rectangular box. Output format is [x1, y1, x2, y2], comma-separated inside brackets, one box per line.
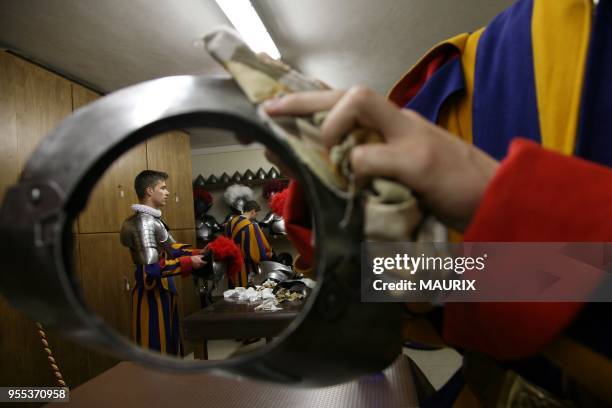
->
[196, 214, 222, 241]
[224, 184, 254, 214]
[260, 211, 286, 237]
[192, 250, 228, 282]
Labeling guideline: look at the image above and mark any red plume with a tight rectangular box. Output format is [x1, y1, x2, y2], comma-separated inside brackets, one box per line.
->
[206, 236, 243, 280]
[269, 188, 289, 216]
[263, 179, 289, 200]
[193, 187, 213, 205]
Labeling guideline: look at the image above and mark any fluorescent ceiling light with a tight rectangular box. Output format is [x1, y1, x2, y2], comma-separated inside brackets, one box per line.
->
[214, 0, 281, 59]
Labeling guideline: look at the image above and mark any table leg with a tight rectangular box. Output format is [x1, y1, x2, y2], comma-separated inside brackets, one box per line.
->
[194, 340, 208, 360]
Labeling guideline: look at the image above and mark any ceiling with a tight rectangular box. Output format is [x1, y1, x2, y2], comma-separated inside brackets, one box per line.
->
[0, 0, 513, 148]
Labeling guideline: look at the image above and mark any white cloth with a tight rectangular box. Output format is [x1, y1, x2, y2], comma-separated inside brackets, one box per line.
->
[254, 299, 282, 311]
[130, 204, 162, 218]
[223, 286, 276, 302]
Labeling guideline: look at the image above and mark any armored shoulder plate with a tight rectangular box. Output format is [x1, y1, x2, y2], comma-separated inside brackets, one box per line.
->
[120, 212, 172, 265]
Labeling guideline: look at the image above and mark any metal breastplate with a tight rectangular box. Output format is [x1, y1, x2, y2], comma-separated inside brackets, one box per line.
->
[120, 212, 176, 265]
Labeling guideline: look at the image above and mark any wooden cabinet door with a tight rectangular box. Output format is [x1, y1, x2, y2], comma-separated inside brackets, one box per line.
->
[77, 143, 147, 233]
[71, 83, 98, 111]
[78, 233, 133, 339]
[0, 52, 78, 388]
[75, 84, 148, 233]
[78, 233, 132, 375]
[146, 131, 195, 230]
[0, 52, 19, 204]
[0, 51, 72, 201]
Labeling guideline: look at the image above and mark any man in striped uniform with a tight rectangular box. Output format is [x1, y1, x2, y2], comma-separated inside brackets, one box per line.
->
[121, 170, 206, 356]
[224, 200, 272, 287]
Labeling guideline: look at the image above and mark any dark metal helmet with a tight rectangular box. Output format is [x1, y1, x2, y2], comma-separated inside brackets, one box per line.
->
[255, 260, 294, 285]
[196, 214, 222, 241]
[192, 250, 227, 282]
[275, 252, 293, 267]
[260, 211, 286, 236]
[194, 199, 211, 219]
[231, 198, 245, 213]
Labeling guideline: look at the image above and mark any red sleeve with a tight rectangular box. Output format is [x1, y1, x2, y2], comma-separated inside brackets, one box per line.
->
[178, 256, 193, 277]
[444, 139, 612, 360]
[283, 180, 314, 266]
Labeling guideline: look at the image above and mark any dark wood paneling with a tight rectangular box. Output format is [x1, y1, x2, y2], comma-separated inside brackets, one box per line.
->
[79, 233, 133, 337]
[0, 52, 20, 204]
[78, 232, 133, 375]
[147, 131, 195, 230]
[0, 52, 80, 391]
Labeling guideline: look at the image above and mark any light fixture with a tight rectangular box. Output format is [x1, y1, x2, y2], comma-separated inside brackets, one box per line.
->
[214, 0, 281, 59]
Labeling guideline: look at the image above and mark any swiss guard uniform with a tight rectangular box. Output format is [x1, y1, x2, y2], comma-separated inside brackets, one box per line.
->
[224, 214, 272, 287]
[120, 204, 201, 356]
[282, 0, 612, 405]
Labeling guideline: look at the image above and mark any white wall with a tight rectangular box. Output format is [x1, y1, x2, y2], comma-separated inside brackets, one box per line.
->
[191, 145, 272, 221]
[191, 145, 273, 181]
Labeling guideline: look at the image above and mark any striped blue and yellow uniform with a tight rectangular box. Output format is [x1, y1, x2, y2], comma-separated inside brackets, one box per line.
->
[132, 243, 195, 356]
[391, 0, 611, 167]
[389, 0, 612, 403]
[225, 215, 272, 287]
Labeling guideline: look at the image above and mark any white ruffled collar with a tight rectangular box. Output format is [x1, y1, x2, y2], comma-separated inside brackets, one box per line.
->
[131, 204, 162, 218]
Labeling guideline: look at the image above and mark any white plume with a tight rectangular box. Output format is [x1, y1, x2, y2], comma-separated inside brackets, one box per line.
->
[224, 184, 254, 206]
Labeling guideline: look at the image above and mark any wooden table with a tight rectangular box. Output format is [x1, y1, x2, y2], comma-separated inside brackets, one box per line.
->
[183, 297, 304, 359]
[45, 356, 425, 408]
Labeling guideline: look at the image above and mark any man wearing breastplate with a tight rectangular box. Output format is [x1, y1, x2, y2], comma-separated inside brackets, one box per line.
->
[120, 170, 206, 356]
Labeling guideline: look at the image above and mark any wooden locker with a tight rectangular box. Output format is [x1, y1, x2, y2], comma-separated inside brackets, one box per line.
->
[78, 233, 133, 375]
[0, 52, 19, 204]
[78, 233, 133, 340]
[11, 53, 72, 178]
[71, 82, 98, 111]
[0, 52, 81, 389]
[0, 52, 72, 200]
[74, 84, 148, 234]
[46, 230, 94, 388]
[146, 131, 195, 230]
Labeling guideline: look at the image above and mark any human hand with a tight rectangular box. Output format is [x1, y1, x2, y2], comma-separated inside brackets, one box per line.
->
[191, 255, 208, 270]
[262, 87, 499, 231]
